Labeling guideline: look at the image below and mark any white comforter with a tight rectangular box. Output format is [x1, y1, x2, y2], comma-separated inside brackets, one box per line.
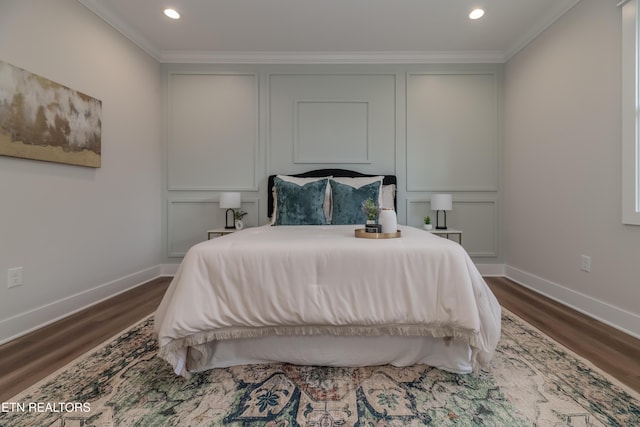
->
[155, 225, 501, 377]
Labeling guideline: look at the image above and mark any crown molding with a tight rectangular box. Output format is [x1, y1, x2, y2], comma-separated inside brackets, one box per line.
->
[78, 0, 578, 65]
[76, 0, 505, 64]
[504, 0, 582, 61]
[77, 0, 161, 61]
[157, 50, 506, 64]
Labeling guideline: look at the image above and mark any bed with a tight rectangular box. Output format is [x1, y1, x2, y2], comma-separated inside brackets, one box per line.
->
[154, 170, 501, 379]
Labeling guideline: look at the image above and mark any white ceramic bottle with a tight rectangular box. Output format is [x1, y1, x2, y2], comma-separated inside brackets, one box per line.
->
[379, 208, 397, 234]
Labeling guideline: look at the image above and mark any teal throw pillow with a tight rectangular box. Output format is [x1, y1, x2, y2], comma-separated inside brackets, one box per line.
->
[274, 177, 328, 225]
[330, 180, 381, 225]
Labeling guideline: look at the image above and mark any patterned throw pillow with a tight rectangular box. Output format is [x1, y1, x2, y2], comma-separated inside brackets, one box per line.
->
[331, 176, 384, 207]
[274, 177, 329, 225]
[271, 175, 332, 224]
[330, 180, 381, 224]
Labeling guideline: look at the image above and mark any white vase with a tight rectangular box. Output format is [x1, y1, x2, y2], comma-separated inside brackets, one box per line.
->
[379, 209, 397, 234]
[423, 224, 432, 230]
[235, 219, 244, 230]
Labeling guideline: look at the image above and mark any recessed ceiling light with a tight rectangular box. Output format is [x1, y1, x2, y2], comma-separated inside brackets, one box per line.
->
[164, 8, 180, 20]
[469, 8, 485, 20]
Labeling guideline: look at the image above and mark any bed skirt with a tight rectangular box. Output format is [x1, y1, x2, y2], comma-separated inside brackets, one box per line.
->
[175, 334, 473, 376]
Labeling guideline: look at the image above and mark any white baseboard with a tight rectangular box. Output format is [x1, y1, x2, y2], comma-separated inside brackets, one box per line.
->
[476, 263, 506, 277]
[505, 265, 640, 340]
[0, 265, 164, 345]
[161, 263, 180, 276]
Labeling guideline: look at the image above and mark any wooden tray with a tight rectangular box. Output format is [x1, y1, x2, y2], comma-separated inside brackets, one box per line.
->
[354, 228, 401, 239]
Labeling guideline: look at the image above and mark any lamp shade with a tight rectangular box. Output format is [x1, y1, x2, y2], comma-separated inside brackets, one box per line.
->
[219, 192, 241, 209]
[431, 194, 452, 211]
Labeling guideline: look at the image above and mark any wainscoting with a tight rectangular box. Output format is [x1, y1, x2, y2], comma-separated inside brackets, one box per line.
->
[161, 64, 503, 262]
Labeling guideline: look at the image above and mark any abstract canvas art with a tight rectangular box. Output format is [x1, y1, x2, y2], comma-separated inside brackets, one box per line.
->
[0, 60, 101, 168]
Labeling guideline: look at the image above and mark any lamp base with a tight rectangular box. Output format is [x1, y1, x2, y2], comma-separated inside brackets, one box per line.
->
[435, 210, 448, 230]
[225, 209, 236, 229]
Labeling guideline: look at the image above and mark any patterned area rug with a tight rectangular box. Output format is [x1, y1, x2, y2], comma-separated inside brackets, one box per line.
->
[1, 310, 638, 426]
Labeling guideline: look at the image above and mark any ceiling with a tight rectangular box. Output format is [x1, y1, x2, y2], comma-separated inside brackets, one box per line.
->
[78, 0, 581, 64]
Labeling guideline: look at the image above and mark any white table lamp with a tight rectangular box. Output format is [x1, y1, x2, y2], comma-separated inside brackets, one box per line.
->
[220, 192, 241, 229]
[431, 194, 452, 230]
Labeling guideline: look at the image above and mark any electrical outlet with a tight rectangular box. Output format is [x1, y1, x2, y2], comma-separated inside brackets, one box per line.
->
[8, 267, 23, 288]
[580, 255, 591, 273]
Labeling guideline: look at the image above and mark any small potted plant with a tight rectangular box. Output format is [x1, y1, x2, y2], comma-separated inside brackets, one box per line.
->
[361, 198, 381, 232]
[234, 210, 248, 230]
[423, 216, 432, 230]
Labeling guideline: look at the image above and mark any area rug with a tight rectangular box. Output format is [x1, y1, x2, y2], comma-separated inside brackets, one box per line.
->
[1, 310, 638, 427]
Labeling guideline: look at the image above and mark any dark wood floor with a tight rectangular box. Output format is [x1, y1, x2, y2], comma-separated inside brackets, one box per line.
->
[0, 276, 638, 402]
[488, 276, 640, 393]
[0, 277, 172, 402]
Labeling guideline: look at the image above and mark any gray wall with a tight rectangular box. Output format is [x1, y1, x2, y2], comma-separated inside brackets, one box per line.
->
[504, 0, 640, 336]
[162, 64, 503, 262]
[6, 0, 636, 345]
[0, 0, 162, 342]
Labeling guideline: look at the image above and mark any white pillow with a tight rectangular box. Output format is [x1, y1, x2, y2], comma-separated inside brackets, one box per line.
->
[381, 184, 396, 210]
[271, 175, 332, 224]
[331, 176, 384, 189]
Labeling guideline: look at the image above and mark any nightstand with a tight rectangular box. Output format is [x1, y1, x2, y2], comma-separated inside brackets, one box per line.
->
[207, 228, 236, 240]
[428, 228, 462, 245]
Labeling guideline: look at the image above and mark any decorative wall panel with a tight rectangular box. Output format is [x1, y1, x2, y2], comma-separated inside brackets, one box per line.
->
[168, 73, 259, 190]
[168, 198, 259, 257]
[269, 73, 396, 174]
[406, 73, 498, 192]
[407, 198, 497, 258]
[163, 65, 502, 262]
[294, 100, 369, 163]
